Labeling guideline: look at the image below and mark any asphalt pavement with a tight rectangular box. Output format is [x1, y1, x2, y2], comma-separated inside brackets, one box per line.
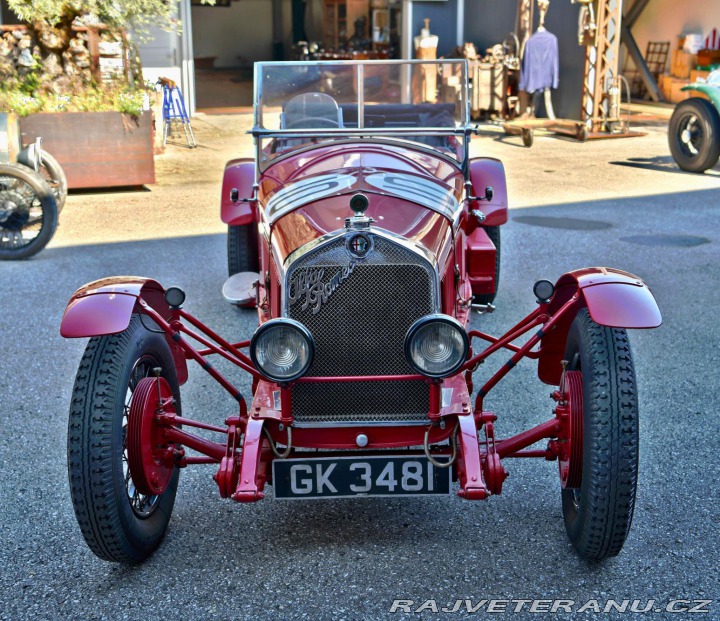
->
[0, 113, 719, 620]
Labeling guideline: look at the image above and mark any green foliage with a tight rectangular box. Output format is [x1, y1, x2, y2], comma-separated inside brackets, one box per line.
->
[2, 0, 216, 114]
[0, 82, 149, 116]
[6, 0, 179, 39]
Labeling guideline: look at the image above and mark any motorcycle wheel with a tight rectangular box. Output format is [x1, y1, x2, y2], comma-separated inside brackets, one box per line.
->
[0, 164, 58, 260]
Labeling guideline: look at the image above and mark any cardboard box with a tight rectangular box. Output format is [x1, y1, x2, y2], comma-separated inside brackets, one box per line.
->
[671, 50, 696, 79]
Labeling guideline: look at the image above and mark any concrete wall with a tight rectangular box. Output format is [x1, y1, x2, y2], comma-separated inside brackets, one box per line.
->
[192, 0, 283, 67]
[627, 0, 720, 63]
[139, 26, 182, 84]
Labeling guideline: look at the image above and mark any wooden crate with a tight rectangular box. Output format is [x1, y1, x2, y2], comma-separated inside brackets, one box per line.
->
[659, 75, 709, 103]
[671, 50, 696, 79]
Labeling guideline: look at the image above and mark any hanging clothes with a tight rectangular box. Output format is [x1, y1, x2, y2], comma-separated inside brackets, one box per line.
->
[519, 29, 559, 93]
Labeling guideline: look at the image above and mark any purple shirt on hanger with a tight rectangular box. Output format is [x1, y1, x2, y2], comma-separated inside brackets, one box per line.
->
[519, 29, 559, 93]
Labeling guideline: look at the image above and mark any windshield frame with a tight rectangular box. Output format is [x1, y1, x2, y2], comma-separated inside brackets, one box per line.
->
[251, 59, 472, 171]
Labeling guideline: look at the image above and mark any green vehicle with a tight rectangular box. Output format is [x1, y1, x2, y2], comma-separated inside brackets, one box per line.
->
[669, 69, 720, 173]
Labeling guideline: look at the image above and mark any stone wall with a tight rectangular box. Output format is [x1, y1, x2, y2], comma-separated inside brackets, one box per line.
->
[0, 25, 128, 94]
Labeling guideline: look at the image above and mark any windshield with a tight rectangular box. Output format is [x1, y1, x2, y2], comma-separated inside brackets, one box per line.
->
[253, 60, 470, 166]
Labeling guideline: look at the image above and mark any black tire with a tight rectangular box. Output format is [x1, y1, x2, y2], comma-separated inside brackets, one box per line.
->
[668, 97, 720, 173]
[0, 164, 57, 260]
[472, 225, 501, 305]
[561, 308, 639, 560]
[38, 151, 68, 213]
[67, 315, 181, 564]
[522, 128, 534, 147]
[227, 223, 259, 277]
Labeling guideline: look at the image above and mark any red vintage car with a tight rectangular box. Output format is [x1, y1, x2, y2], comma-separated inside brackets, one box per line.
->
[61, 60, 661, 564]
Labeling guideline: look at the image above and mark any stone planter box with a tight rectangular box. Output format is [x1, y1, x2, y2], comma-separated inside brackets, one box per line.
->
[18, 111, 155, 189]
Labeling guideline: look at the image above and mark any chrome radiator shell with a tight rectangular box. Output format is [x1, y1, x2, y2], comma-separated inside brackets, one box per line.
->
[284, 230, 438, 425]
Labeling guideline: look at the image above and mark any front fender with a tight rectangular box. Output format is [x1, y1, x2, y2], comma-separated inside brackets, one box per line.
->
[221, 158, 256, 226]
[537, 268, 661, 385]
[681, 83, 720, 112]
[468, 157, 509, 226]
[60, 277, 189, 385]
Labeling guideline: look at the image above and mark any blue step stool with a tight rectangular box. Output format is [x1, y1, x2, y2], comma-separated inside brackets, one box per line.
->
[158, 77, 197, 148]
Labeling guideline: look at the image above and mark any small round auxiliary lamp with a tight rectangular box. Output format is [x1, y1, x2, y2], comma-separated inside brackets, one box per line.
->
[165, 286, 186, 309]
[345, 193, 373, 230]
[533, 279, 555, 304]
[349, 193, 369, 214]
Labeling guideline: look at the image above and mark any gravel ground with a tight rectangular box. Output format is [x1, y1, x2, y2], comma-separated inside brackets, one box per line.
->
[0, 112, 718, 620]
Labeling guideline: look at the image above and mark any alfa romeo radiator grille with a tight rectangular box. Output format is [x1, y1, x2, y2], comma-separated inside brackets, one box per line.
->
[286, 235, 436, 424]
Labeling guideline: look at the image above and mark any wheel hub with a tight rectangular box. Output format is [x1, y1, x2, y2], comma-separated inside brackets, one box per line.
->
[127, 376, 177, 496]
[556, 370, 583, 489]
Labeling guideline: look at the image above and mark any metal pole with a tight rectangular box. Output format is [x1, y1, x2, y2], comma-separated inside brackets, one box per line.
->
[624, 0, 651, 28]
[620, 23, 664, 102]
[272, 0, 284, 60]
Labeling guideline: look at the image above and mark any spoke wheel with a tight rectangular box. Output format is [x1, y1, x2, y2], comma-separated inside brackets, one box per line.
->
[669, 97, 720, 173]
[67, 315, 181, 563]
[0, 164, 57, 260]
[560, 308, 639, 560]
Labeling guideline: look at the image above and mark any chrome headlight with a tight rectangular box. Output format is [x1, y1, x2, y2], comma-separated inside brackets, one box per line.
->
[250, 318, 314, 382]
[404, 314, 469, 378]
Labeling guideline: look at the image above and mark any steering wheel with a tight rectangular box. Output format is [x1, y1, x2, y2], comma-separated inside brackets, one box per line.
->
[284, 117, 340, 129]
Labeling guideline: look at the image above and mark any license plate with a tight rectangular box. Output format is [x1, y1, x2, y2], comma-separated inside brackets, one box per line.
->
[272, 455, 451, 499]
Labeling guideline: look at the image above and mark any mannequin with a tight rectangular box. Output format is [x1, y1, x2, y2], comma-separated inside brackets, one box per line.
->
[518, 0, 558, 119]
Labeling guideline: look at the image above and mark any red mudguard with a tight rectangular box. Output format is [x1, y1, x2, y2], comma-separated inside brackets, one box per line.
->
[468, 157, 509, 226]
[60, 277, 189, 384]
[466, 226, 497, 297]
[221, 158, 256, 226]
[538, 268, 661, 385]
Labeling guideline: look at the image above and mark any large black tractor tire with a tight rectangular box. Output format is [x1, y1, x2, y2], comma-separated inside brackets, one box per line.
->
[227, 223, 259, 277]
[67, 315, 181, 564]
[0, 164, 57, 260]
[668, 97, 720, 173]
[561, 308, 639, 560]
[472, 225, 501, 305]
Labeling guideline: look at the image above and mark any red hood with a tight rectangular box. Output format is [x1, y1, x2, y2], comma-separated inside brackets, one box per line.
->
[259, 143, 463, 265]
